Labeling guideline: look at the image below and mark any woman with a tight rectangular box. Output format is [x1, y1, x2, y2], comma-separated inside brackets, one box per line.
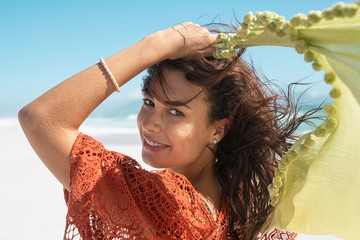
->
[19, 22, 298, 239]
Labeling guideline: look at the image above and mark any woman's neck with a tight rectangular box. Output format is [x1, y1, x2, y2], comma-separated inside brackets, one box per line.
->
[171, 158, 223, 218]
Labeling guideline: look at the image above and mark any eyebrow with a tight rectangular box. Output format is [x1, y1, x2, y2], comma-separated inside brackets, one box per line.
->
[143, 92, 192, 110]
[164, 100, 192, 110]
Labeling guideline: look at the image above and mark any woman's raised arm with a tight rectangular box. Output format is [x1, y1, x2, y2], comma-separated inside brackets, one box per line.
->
[18, 23, 217, 190]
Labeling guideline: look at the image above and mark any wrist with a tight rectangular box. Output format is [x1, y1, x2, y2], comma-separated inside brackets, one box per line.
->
[143, 28, 184, 61]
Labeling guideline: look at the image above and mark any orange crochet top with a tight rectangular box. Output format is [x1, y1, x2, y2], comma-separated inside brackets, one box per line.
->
[63, 133, 297, 240]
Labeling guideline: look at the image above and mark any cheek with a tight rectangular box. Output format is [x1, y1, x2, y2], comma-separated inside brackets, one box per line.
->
[168, 122, 208, 152]
[170, 124, 194, 142]
[137, 108, 145, 132]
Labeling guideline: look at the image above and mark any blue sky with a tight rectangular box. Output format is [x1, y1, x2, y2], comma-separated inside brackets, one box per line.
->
[0, 0, 351, 117]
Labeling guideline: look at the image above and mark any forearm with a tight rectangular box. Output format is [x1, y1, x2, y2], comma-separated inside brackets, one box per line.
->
[20, 33, 168, 131]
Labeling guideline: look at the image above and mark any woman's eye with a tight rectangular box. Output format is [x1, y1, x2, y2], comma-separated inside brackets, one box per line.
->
[169, 109, 184, 117]
[143, 98, 154, 107]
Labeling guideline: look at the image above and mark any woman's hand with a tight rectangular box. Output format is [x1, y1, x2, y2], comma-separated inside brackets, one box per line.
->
[153, 22, 218, 60]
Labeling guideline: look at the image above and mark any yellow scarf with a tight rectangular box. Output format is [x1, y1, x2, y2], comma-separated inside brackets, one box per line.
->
[214, 2, 360, 239]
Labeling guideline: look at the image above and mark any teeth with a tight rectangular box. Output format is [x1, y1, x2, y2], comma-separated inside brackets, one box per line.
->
[145, 138, 163, 147]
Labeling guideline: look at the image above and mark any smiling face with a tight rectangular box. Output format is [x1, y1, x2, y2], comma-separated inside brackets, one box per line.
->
[137, 68, 220, 173]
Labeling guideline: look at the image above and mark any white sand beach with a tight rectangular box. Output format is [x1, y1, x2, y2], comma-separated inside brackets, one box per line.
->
[0, 118, 342, 240]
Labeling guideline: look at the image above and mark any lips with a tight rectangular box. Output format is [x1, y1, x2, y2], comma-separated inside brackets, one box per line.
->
[142, 135, 170, 152]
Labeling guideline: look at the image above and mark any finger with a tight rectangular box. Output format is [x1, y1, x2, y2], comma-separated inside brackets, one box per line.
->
[182, 21, 193, 26]
[209, 33, 218, 44]
[201, 47, 216, 57]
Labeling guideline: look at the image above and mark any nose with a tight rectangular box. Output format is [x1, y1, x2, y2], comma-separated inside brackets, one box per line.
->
[138, 108, 162, 134]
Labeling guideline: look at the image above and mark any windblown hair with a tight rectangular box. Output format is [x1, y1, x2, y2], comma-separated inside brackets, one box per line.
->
[142, 50, 319, 239]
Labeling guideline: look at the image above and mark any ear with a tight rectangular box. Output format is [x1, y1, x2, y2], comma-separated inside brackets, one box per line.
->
[209, 118, 229, 144]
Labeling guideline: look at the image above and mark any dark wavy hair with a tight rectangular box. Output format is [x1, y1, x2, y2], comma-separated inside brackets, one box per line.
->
[142, 49, 320, 239]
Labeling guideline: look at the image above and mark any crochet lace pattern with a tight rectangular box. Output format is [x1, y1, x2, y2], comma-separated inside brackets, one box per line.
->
[63, 133, 297, 240]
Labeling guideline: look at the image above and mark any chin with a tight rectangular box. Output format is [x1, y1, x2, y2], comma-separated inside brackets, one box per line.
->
[142, 156, 168, 169]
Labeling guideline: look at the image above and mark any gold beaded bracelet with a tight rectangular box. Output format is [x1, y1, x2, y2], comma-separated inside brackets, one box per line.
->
[99, 57, 121, 93]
